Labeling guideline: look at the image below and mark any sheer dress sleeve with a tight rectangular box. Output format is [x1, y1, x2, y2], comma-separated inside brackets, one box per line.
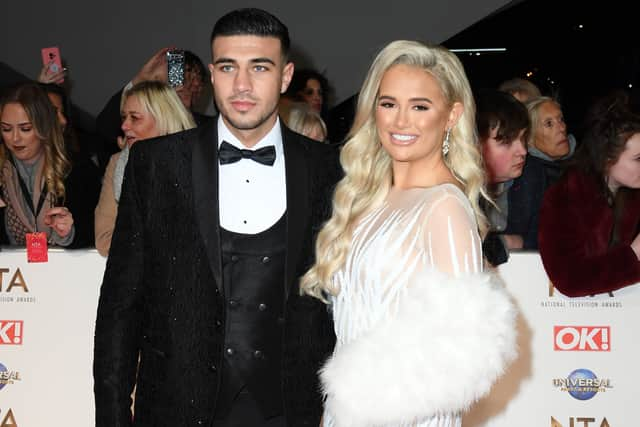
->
[420, 188, 483, 277]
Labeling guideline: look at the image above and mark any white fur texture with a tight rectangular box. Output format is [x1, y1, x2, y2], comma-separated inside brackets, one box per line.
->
[320, 272, 517, 427]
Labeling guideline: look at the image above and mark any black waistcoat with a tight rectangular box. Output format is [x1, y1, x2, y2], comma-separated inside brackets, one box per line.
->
[216, 213, 287, 419]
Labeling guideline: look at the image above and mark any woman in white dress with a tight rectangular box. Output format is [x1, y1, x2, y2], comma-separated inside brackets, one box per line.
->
[301, 40, 517, 427]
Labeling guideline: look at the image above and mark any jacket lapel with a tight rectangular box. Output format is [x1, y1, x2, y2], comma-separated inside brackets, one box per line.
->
[282, 126, 310, 300]
[192, 120, 223, 290]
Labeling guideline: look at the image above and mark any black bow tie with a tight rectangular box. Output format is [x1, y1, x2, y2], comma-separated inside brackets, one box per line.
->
[218, 141, 276, 166]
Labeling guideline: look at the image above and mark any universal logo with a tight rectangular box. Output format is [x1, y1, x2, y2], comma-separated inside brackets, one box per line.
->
[553, 368, 612, 400]
[0, 362, 22, 391]
[551, 416, 610, 427]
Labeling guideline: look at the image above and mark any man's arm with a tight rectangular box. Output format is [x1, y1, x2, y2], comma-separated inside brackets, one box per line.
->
[93, 146, 146, 427]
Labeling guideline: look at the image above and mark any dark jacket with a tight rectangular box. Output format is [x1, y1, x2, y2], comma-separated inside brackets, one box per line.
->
[93, 119, 340, 426]
[503, 155, 548, 250]
[538, 170, 640, 297]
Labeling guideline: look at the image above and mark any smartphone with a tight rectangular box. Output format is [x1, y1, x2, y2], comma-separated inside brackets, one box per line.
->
[166, 49, 185, 88]
[41, 46, 64, 82]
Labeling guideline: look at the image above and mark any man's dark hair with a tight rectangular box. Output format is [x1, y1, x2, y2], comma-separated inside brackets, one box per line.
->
[476, 89, 530, 143]
[210, 8, 290, 60]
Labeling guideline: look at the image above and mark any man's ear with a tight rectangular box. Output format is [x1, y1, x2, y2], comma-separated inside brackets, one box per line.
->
[208, 63, 215, 86]
[281, 62, 294, 94]
[447, 102, 464, 129]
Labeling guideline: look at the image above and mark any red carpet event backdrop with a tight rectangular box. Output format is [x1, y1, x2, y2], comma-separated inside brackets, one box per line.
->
[0, 250, 636, 426]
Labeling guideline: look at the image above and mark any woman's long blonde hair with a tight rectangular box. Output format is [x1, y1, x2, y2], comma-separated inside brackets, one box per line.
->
[300, 40, 488, 300]
[0, 82, 70, 200]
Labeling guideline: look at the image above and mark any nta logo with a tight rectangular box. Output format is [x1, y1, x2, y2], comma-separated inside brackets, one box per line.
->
[551, 416, 610, 427]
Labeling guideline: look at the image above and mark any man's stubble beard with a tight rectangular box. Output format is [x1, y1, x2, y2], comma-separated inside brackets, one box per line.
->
[216, 96, 280, 132]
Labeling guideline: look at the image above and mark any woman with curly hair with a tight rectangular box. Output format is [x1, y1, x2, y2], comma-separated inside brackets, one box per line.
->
[0, 82, 97, 247]
[301, 40, 517, 427]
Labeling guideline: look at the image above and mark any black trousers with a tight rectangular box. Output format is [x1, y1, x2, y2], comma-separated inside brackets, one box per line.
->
[212, 389, 286, 427]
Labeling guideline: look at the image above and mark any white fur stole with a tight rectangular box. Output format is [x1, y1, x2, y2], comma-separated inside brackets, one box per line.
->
[320, 271, 517, 427]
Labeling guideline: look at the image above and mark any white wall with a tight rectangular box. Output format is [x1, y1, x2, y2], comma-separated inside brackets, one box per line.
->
[1, 0, 511, 115]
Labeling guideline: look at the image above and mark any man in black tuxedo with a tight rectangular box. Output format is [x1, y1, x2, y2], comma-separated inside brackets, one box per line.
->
[93, 8, 339, 427]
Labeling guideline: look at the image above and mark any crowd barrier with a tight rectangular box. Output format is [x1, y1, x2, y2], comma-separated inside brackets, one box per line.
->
[0, 249, 637, 426]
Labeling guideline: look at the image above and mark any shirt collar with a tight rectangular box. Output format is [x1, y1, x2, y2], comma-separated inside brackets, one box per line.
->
[217, 116, 283, 155]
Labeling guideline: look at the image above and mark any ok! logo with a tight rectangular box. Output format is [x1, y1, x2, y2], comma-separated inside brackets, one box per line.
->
[554, 326, 610, 352]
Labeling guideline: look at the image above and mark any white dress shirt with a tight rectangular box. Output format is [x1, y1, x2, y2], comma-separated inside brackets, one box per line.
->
[217, 117, 287, 234]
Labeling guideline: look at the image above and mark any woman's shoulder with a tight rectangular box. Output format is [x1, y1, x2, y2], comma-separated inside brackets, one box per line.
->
[421, 183, 472, 211]
[393, 183, 475, 225]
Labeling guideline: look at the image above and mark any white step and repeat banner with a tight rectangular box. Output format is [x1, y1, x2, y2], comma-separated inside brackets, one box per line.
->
[0, 249, 637, 426]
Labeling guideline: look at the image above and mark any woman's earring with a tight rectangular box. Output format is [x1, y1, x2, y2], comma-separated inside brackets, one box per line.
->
[442, 128, 451, 156]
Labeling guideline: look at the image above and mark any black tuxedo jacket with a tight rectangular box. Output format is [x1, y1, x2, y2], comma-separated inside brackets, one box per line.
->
[93, 118, 339, 426]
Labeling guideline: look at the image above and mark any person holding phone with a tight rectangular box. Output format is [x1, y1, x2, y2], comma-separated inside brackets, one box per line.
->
[38, 46, 66, 85]
[0, 82, 97, 247]
[95, 48, 210, 172]
[93, 8, 340, 427]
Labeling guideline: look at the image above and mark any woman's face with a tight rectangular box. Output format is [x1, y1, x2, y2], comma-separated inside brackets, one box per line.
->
[482, 127, 527, 184]
[47, 92, 68, 131]
[1, 102, 45, 164]
[532, 101, 569, 159]
[375, 64, 457, 171]
[608, 132, 640, 192]
[300, 78, 323, 113]
[121, 95, 159, 146]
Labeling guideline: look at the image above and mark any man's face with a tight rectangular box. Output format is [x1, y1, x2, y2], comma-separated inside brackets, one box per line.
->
[209, 35, 293, 147]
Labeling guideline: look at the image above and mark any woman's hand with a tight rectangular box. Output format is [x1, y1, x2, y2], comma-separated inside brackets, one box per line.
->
[503, 234, 524, 250]
[37, 62, 66, 84]
[43, 207, 74, 238]
[117, 135, 127, 150]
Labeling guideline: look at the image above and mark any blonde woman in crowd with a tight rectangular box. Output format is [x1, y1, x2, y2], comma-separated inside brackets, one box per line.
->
[282, 102, 328, 142]
[301, 40, 517, 427]
[94, 81, 195, 256]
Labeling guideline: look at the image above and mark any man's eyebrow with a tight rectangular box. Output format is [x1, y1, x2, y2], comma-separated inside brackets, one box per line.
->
[213, 57, 237, 65]
[212, 57, 276, 66]
[250, 57, 276, 66]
